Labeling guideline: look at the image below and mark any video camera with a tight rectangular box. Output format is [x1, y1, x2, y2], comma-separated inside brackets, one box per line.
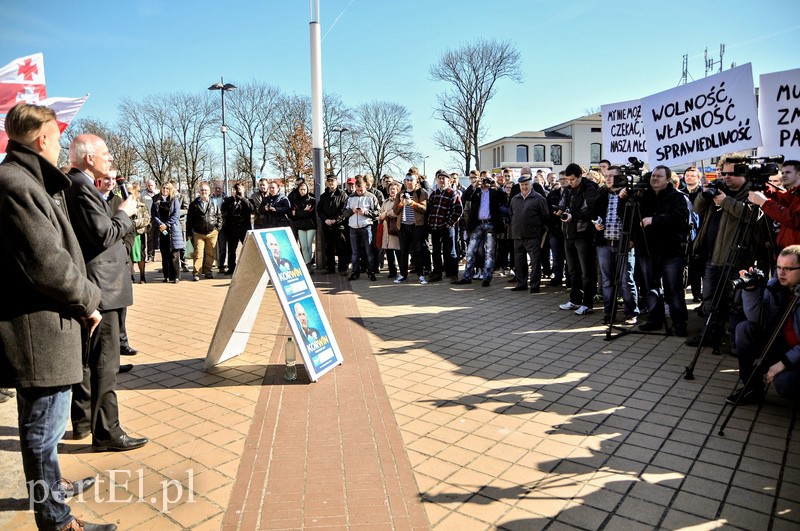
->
[614, 157, 650, 197]
[724, 155, 784, 191]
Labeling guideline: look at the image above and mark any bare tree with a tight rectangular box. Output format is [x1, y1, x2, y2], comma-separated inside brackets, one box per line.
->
[60, 118, 138, 179]
[167, 92, 217, 198]
[353, 101, 417, 179]
[322, 93, 356, 178]
[119, 97, 180, 186]
[430, 38, 522, 173]
[272, 94, 313, 183]
[226, 81, 282, 188]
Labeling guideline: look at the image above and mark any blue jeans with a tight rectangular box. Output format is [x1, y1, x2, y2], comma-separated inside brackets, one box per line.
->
[17, 386, 73, 530]
[638, 255, 688, 326]
[597, 243, 639, 318]
[464, 223, 496, 280]
[430, 226, 458, 277]
[349, 226, 375, 274]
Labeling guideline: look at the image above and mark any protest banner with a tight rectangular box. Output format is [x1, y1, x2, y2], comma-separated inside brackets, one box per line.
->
[203, 229, 343, 382]
[641, 63, 761, 167]
[758, 68, 800, 160]
[601, 98, 647, 164]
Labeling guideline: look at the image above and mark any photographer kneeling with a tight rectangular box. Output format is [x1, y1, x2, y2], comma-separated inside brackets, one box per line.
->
[730, 245, 800, 405]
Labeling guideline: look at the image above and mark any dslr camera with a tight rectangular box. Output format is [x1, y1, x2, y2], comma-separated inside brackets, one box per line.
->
[724, 155, 784, 192]
[731, 268, 765, 290]
[701, 179, 727, 200]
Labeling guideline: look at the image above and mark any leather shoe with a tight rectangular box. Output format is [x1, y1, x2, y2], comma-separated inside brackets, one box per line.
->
[347, 272, 360, 280]
[529, 287, 540, 294]
[118, 364, 133, 374]
[92, 433, 148, 452]
[72, 427, 91, 440]
[60, 518, 117, 531]
[120, 345, 138, 356]
[58, 477, 96, 498]
[510, 285, 527, 291]
[455, 278, 472, 285]
[481, 279, 491, 287]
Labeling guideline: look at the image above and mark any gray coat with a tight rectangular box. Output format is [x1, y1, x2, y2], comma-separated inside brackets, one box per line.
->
[0, 141, 101, 388]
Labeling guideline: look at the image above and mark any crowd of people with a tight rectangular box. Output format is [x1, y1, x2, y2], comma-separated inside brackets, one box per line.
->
[2, 99, 800, 530]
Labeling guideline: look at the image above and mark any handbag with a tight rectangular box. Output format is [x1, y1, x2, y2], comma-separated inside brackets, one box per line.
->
[387, 216, 400, 236]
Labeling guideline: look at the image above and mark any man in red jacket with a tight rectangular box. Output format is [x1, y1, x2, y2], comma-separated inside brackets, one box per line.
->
[749, 160, 800, 254]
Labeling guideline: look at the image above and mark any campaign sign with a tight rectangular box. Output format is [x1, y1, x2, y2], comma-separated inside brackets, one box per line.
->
[254, 228, 343, 381]
[642, 63, 761, 167]
[601, 99, 647, 164]
[758, 68, 800, 160]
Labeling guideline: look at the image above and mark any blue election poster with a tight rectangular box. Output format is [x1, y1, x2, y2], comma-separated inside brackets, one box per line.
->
[255, 228, 343, 381]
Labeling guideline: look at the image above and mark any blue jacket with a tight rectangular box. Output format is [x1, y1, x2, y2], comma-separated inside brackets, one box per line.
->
[151, 194, 185, 250]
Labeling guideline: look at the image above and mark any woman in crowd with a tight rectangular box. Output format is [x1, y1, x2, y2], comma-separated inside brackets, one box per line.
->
[379, 180, 401, 278]
[128, 183, 151, 283]
[151, 182, 184, 283]
[290, 181, 317, 266]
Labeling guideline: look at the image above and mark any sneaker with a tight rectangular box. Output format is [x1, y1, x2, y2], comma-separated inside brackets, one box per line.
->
[475, 272, 484, 280]
[418, 275, 428, 285]
[638, 321, 662, 332]
[559, 301, 579, 311]
[624, 316, 638, 325]
[393, 275, 406, 284]
[574, 305, 592, 316]
[193, 275, 200, 282]
[726, 386, 765, 405]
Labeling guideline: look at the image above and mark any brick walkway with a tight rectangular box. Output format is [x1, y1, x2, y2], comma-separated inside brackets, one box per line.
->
[1, 260, 799, 530]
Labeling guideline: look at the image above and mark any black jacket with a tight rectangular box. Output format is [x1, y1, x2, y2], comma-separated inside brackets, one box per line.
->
[466, 187, 508, 234]
[251, 191, 291, 229]
[65, 169, 134, 311]
[186, 196, 222, 236]
[635, 183, 689, 259]
[318, 187, 348, 229]
[0, 141, 102, 388]
[290, 194, 317, 231]
[559, 178, 599, 239]
[221, 195, 253, 236]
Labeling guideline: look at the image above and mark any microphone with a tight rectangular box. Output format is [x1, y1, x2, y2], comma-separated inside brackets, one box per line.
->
[116, 176, 129, 199]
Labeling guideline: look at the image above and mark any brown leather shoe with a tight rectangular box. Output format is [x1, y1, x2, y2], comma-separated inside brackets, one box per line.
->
[60, 518, 117, 530]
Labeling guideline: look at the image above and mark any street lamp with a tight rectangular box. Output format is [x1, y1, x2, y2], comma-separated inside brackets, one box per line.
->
[422, 155, 429, 177]
[208, 77, 236, 196]
[332, 127, 349, 179]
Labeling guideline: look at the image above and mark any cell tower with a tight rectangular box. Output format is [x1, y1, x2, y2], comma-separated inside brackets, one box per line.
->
[705, 44, 725, 76]
[678, 54, 693, 85]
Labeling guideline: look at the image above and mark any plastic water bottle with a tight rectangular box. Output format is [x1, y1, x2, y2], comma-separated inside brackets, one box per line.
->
[284, 337, 297, 381]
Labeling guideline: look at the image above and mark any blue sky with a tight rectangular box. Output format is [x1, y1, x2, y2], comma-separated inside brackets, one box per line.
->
[2, 0, 798, 175]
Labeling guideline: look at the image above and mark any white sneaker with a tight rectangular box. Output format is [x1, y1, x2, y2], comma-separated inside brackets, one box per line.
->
[393, 275, 406, 284]
[574, 305, 593, 316]
[559, 301, 578, 311]
[475, 272, 484, 280]
[418, 275, 428, 285]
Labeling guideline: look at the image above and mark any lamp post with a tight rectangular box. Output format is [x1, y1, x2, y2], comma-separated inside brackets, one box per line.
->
[332, 127, 349, 179]
[208, 77, 236, 196]
[422, 155, 429, 177]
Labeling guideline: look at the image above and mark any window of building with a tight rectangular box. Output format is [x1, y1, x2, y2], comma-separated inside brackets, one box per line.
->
[516, 145, 528, 163]
[590, 143, 602, 164]
[550, 145, 562, 166]
[591, 127, 601, 133]
[533, 144, 545, 163]
[501, 145, 505, 164]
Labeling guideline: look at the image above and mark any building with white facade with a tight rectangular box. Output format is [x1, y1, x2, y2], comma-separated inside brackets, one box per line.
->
[479, 112, 603, 173]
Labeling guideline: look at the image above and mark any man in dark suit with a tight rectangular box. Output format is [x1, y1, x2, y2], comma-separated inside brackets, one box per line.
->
[455, 173, 508, 287]
[0, 104, 115, 530]
[65, 134, 148, 452]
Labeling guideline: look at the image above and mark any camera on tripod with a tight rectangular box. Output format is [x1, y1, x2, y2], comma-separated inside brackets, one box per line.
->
[724, 155, 785, 191]
[730, 268, 765, 290]
[615, 157, 649, 197]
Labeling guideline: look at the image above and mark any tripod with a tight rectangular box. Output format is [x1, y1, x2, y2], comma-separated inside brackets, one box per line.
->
[605, 190, 671, 341]
[684, 201, 759, 380]
[716, 288, 799, 436]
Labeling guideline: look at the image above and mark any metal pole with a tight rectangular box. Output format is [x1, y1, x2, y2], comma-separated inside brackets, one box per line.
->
[310, 0, 324, 268]
[220, 77, 228, 196]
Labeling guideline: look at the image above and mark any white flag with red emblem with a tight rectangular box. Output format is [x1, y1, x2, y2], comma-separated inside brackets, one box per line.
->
[0, 94, 89, 154]
[0, 53, 47, 113]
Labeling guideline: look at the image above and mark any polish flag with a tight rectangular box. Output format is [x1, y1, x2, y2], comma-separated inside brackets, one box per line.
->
[0, 94, 89, 154]
[0, 53, 47, 113]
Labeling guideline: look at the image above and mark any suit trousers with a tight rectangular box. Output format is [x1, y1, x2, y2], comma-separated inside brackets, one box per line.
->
[71, 308, 123, 442]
